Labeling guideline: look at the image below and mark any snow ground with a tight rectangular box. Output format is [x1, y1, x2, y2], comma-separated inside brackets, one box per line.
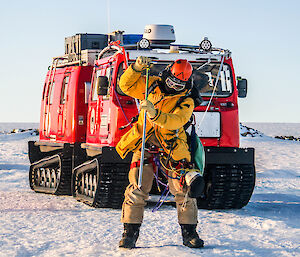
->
[0, 123, 299, 257]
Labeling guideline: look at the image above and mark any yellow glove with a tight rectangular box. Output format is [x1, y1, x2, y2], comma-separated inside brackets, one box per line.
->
[140, 100, 157, 118]
[133, 56, 152, 71]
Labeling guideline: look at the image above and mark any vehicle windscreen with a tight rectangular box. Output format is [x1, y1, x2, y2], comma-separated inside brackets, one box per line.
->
[149, 62, 233, 97]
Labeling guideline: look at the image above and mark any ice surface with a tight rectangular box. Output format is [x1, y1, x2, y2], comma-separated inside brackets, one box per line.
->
[0, 123, 299, 256]
[0, 122, 39, 134]
[244, 122, 300, 137]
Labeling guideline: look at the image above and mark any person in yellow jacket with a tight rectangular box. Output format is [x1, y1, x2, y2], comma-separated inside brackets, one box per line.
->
[117, 56, 204, 249]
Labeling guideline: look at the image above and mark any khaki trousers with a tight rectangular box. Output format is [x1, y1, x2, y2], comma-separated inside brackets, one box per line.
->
[121, 141, 198, 224]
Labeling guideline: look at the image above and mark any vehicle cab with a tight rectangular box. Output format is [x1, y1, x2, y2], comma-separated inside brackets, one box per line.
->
[84, 28, 248, 152]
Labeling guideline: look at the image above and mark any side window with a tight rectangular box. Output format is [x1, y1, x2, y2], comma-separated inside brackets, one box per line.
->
[192, 63, 233, 97]
[105, 65, 113, 96]
[106, 66, 112, 78]
[221, 65, 232, 93]
[85, 82, 91, 104]
[46, 82, 55, 105]
[101, 65, 113, 98]
[49, 82, 55, 104]
[91, 69, 102, 101]
[42, 82, 47, 99]
[116, 62, 126, 96]
[91, 64, 114, 101]
[60, 76, 69, 104]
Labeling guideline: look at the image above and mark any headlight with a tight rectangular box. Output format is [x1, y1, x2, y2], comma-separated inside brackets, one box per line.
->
[200, 37, 212, 52]
[138, 38, 150, 49]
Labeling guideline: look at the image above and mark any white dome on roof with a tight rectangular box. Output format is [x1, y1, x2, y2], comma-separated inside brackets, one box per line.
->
[143, 24, 176, 44]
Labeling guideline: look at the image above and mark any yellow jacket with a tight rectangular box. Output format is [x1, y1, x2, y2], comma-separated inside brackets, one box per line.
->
[116, 65, 194, 162]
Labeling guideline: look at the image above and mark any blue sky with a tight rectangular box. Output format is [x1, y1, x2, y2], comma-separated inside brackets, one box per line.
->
[0, 0, 299, 123]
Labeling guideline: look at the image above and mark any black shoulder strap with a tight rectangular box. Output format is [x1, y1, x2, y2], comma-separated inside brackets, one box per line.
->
[148, 80, 159, 95]
[168, 94, 191, 114]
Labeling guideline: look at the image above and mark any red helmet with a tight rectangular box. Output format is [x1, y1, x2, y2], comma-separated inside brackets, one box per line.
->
[164, 59, 193, 91]
[170, 59, 193, 81]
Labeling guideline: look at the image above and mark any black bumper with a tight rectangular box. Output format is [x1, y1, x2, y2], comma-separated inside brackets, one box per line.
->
[205, 147, 255, 165]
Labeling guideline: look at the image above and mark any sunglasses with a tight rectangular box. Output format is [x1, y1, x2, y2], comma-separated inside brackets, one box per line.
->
[165, 75, 186, 91]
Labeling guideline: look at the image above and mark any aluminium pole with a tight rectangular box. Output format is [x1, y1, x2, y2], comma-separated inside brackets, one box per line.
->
[137, 65, 150, 188]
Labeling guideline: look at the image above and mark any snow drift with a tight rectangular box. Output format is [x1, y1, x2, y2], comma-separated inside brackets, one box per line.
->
[0, 123, 299, 256]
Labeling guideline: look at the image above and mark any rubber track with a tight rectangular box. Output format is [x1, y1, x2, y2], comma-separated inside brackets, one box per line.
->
[197, 164, 255, 209]
[95, 163, 129, 208]
[55, 153, 72, 195]
[29, 153, 72, 195]
[73, 162, 129, 209]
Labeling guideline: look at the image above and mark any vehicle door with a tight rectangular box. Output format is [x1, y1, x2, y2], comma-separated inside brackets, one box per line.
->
[57, 73, 71, 137]
[43, 76, 58, 139]
[88, 60, 115, 142]
[99, 62, 114, 139]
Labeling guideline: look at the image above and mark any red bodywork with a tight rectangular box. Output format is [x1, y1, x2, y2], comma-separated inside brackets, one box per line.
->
[40, 66, 93, 144]
[39, 52, 240, 150]
[195, 58, 240, 148]
[86, 53, 139, 147]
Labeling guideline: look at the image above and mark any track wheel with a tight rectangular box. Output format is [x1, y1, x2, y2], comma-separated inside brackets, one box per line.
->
[29, 154, 72, 195]
[72, 158, 129, 209]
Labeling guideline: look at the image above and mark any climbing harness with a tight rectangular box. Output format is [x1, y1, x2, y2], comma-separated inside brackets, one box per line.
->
[151, 153, 194, 212]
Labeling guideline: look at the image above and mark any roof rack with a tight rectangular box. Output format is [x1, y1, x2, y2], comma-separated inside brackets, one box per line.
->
[122, 43, 231, 58]
[53, 49, 103, 68]
[53, 39, 231, 68]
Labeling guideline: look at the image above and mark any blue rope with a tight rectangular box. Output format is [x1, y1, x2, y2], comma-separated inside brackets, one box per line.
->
[153, 167, 168, 187]
[151, 154, 183, 212]
[152, 185, 170, 212]
[113, 86, 132, 128]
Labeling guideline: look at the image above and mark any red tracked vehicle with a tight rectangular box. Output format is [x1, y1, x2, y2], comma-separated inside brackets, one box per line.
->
[28, 25, 255, 209]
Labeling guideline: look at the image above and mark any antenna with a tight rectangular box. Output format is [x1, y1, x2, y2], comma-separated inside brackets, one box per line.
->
[107, 0, 111, 33]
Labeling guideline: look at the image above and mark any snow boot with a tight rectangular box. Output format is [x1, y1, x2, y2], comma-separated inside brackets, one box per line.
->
[119, 223, 141, 249]
[180, 224, 204, 248]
